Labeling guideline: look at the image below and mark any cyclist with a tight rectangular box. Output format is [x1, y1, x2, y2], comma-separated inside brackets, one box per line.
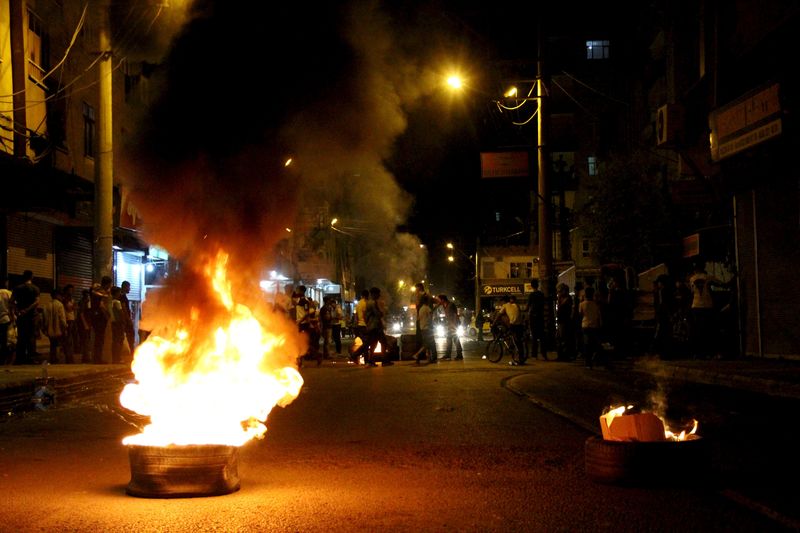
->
[495, 295, 525, 365]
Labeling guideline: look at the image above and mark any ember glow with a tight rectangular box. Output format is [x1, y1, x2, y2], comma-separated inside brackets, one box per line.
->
[120, 251, 304, 447]
[602, 404, 699, 442]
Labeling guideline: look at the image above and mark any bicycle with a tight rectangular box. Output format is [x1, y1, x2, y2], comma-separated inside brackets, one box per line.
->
[483, 323, 523, 365]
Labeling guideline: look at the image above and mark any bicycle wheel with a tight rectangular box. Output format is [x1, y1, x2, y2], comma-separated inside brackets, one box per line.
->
[506, 337, 521, 364]
[485, 339, 504, 363]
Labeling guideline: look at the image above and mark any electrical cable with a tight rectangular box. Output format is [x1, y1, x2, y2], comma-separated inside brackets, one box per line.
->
[560, 70, 630, 106]
[0, 3, 88, 101]
[551, 78, 597, 119]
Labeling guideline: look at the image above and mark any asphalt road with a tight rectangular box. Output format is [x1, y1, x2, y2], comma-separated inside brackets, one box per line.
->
[0, 338, 793, 532]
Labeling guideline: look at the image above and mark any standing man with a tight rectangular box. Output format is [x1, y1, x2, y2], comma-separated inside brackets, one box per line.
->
[0, 278, 13, 365]
[527, 279, 546, 361]
[293, 285, 311, 366]
[332, 299, 344, 355]
[351, 289, 369, 361]
[688, 261, 724, 359]
[43, 288, 67, 364]
[414, 282, 429, 356]
[363, 287, 390, 366]
[91, 276, 113, 364]
[320, 296, 335, 360]
[62, 284, 77, 363]
[120, 280, 136, 356]
[11, 270, 40, 364]
[438, 294, 463, 360]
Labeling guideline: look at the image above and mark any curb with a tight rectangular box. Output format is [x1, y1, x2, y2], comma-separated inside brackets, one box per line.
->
[641, 365, 800, 400]
[0, 368, 133, 414]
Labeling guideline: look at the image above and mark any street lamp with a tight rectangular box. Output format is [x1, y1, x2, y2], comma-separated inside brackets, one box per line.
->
[446, 25, 555, 347]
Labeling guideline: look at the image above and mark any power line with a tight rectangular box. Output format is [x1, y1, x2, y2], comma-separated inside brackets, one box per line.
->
[560, 70, 630, 106]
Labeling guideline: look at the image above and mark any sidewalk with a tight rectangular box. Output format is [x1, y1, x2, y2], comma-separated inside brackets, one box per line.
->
[2, 338, 799, 414]
[0, 364, 133, 413]
[631, 356, 800, 400]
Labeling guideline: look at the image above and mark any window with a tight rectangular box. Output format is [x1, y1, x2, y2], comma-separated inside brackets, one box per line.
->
[587, 156, 597, 176]
[582, 239, 591, 258]
[510, 262, 533, 279]
[83, 102, 95, 158]
[495, 211, 501, 222]
[586, 40, 610, 59]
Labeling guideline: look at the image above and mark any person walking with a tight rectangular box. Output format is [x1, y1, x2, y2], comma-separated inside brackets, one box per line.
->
[412, 293, 437, 364]
[438, 294, 463, 361]
[526, 279, 546, 361]
[11, 270, 40, 364]
[43, 288, 67, 364]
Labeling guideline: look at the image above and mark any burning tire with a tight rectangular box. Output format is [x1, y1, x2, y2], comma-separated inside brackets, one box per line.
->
[584, 436, 711, 486]
[126, 444, 240, 498]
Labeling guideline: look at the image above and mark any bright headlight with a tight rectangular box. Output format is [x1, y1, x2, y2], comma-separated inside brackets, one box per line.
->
[435, 324, 445, 338]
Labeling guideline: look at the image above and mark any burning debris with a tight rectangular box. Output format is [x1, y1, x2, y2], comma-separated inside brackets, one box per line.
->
[586, 403, 709, 486]
[120, 251, 304, 497]
[599, 404, 699, 442]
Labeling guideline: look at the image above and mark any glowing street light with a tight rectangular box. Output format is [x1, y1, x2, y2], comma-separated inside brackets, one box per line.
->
[446, 74, 464, 90]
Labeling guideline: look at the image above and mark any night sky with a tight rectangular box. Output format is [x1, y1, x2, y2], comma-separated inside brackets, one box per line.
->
[116, 0, 636, 300]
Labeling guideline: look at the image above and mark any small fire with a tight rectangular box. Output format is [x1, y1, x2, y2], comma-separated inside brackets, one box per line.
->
[120, 251, 304, 447]
[601, 404, 699, 442]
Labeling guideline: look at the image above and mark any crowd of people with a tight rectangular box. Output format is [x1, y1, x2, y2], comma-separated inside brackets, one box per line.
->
[483, 260, 736, 368]
[274, 282, 467, 369]
[0, 271, 137, 366]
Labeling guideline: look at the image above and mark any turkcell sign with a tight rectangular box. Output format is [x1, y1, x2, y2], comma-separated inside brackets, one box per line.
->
[481, 284, 524, 296]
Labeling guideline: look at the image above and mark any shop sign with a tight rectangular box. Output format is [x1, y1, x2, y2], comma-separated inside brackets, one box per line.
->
[683, 233, 700, 258]
[481, 283, 524, 296]
[709, 83, 782, 161]
[480, 151, 530, 178]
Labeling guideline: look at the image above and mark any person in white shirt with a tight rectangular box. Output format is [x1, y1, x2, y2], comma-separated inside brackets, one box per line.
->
[688, 263, 726, 359]
[0, 278, 12, 365]
[579, 286, 603, 368]
[43, 288, 67, 364]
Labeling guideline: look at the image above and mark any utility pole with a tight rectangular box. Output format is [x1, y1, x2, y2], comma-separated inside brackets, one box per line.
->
[9, 0, 26, 158]
[474, 235, 481, 340]
[94, 1, 114, 281]
[536, 20, 555, 349]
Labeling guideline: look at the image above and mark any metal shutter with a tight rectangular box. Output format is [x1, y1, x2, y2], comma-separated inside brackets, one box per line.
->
[55, 227, 93, 294]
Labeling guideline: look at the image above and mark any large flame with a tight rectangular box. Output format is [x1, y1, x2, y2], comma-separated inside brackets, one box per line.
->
[120, 251, 304, 447]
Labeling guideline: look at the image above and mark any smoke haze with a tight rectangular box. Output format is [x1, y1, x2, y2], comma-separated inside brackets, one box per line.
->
[119, 0, 454, 300]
